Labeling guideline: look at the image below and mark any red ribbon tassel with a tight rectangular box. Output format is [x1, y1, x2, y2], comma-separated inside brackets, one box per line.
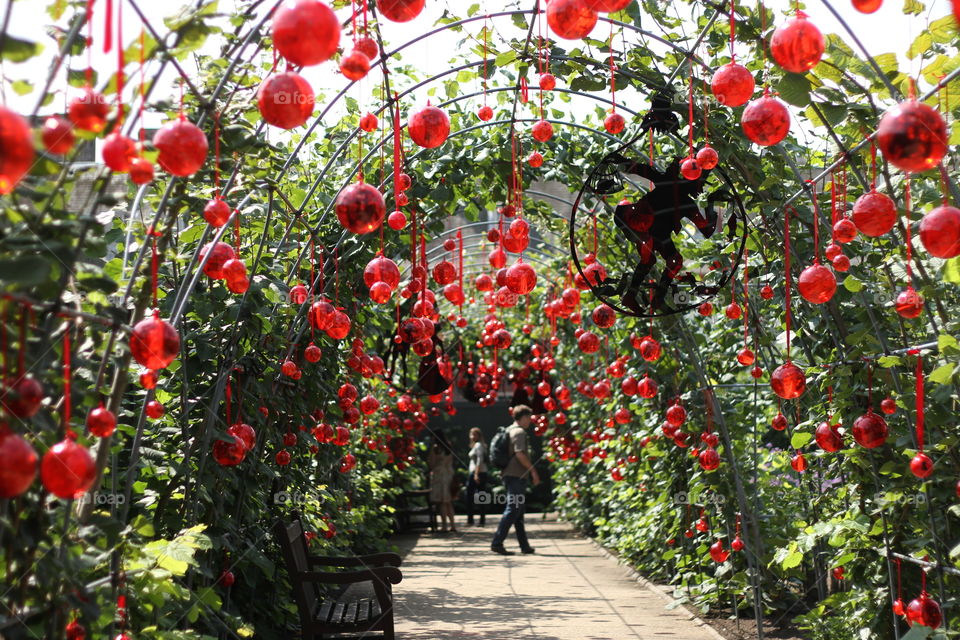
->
[915, 354, 924, 452]
[784, 207, 792, 360]
[63, 323, 72, 435]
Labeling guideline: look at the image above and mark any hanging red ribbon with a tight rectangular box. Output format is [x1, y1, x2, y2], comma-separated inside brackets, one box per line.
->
[729, 0, 737, 60]
[904, 177, 913, 286]
[520, 77, 529, 104]
[915, 353, 924, 452]
[784, 207, 793, 360]
[63, 321, 73, 436]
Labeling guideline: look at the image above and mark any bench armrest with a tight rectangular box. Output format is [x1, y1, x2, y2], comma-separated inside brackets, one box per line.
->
[308, 552, 402, 568]
[298, 566, 403, 586]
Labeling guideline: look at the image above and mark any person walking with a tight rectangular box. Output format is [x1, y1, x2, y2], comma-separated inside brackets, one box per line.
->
[491, 405, 539, 555]
[466, 427, 488, 526]
[428, 430, 457, 533]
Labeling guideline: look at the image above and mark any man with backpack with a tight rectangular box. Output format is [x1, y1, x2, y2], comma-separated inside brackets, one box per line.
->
[490, 404, 540, 555]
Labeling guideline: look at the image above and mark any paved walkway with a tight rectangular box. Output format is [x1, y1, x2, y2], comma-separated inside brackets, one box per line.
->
[392, 514, 721, 640]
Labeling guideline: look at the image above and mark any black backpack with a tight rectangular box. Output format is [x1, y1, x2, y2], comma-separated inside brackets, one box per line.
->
[489, 426, 513, 469]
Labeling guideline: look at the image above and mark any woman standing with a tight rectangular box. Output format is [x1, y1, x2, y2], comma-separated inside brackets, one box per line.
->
[466, 428, 488, 526]
[428, 431, 456, 533]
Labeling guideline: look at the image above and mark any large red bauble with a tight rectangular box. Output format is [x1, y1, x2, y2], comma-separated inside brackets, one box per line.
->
[326, 310, 351, 340]
[832, 218, 858, 243]
[709, 540, 729, 562]
[86, 406, 117, 437]
[272, 0, 340, 66]
[798, 263, 836, 304]
[919, 205, 960, 258]
[737, 347, 755, 366]
[203, 198, 231, 227]
[531, 119, 554, 142]
[592, 304, 615, 328]
[741, 93, 790, 146]
[502, 231, 529, 253]
[340, 49, 371, 81]
[364, 253, 400, 289]
[604, 112, 626, 135]
[699, 447, 720, 471]
[771, 362, 806, 399]
[145, 400, 165, 419]
[547, 0, 598, 40]
[41, 439, 95, 499]
[335, 182, 386, 233]
[711, 62, 755, 107]
[443, 283, 465, 305]
[852, 410, 888, 448]
[2, 376, 44, 418]
[528, 151, 544, 167]
[791, 452, 808, 472]
[258, 72, 315, 129]
[815, 421, 843, 452]
[304, 343, 322, 362]
[585, 0, 632, 10]
[359, 112, 378, 132]
[770, 14, 825, 73]
[67, 89, 109, 132]
[771, 412, 788, 431]
[510, 218, 529, 238]
[852, 0, 882, 12]
[637, 375, 658, 399]
[488, 247, 507, 269]
[639, 336, 661, 361]
[475, 273, 494, 292]
[200, 241, 236, 279]
[666, 404, 686, 427]
[0, 428, 37, 498]
[505, 261, 537, 294]
[696, 145, 719, 170]
[852, 190, 897, 237]
[228, 422, 256, 451]
[906, 593, 942, 629]
[153, 118, 209, 177]
[41, 115, 75, 155]
[680, 157, 701, 180]
[477, 105, 493, 121]
[129, 158, 154, 185]
[539, 73, 557, 91]
[408, 104, 450, 149]
[910, 452, 934, 478]
[130, 311, 181, 370]
[309, 299, 335, 330]
[876, 100, 948, 173]
[577, 331, 600, 353]
[433, 260, 457, 285]
[213, 435, 246, 466]
[377, 0, 425, 22]
[895, 287, 924, 318]
[102, 132, 137, 173]
[0, 107, 34, 194]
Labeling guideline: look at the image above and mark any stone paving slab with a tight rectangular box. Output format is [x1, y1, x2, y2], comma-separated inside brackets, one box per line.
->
[391, 514, 721, 640]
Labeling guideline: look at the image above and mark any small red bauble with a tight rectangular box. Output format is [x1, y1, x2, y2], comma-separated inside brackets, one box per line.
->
[852, 0, 882, 12]
[139, 370, 157, 389]
[41, 115, 75, 155]
[591, 303, 616, 328]
[130, 311, 181, 370]
[731, 536, 745, 552]
[145, 400, 165, 419]
[432, 260, 457, 286]
[698, 302, 713, 315]
[577, 331, 600, 353]
[547, 0, 598, 40]
[326, 309, 351, 340]
[41, 439, 95, 499]
[0, 428, 38, 498]
[770, 13, 825, 73]
[825, 243, 843, 261]
[102, 132, 137, 173]
[798, 263, 837, 304]
[832, 567, 844, 580]
[709, 540, 729, 563]
[852, 190, 897, 237]
[2, 375, 44, 418]
[771, 412, 788, 431]
[505, 261, 537, 295]
[475, 273, 494, 292]
[680, 157, 701, 181]
[725, 301, 742, 320]
[200, 241, 236, 279]
[68, 89, 109, 132]
[760, 284, 774, 299]
[228, 422, 256, 451]
[442, 238, 456, 251]
[832, 218, 858, 243]
[639, 336, 661, 361]
[272, 0, 340, 66]
[741, 91, 790, 146]
[408, 104, 450, 149]
[309, 299, 335, 330]
[893, 598, 906, 616]
[340, 49, 371, 81]
[275, 449, 291, 466]
[852, 410, 888, 448]
[919, 205, 960, 258]
[528, 151, 544, 167]
[129, 157, 154, 185]
[377, 0, 425, 22]
[387, 209, 406, 230]
[699, 447, 720, 471]
[696, 145, 719, 170]
[876, 100, 948, 173]
[532, 119, 554, 142]
[304, 343, 322, 362]
[637, 375, 658, 399]
[153, 117, 209, 177]
[604, 112, 625, 135]
[832, 253, 850, 272]
[791, 452, 807, 472]
[906, 592, 942, 629]
[910, 452, 934, 478]
[355, 35, 379, 60]
[895, 286, 924, 318]
[0, 107, 34, 194]
[711, 62, 755, 107]
[488, 247, 507, 269]
[815, 421, 843, 452]
[880, 397, 897, 414]
[510, 218, 529, 238]
[666, 404, 686, 427]
[86, 406, 117, 437]
[258, 72, 315, 129]
[477, 105, 493, 121]
[771, 362, 806, 399]
[204, 198, 231, 227]
[359, 112, 379, 132]
[213, 435, 246, 466]
[737, 347, 755, 366]
[65, 620, 86, 640]
[539, 73, 557, 91]
[335, 182, 386, 233]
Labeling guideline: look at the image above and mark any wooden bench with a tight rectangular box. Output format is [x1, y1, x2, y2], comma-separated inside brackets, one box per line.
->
[274, 515, 403, 639]
[394, 488, 437, 533]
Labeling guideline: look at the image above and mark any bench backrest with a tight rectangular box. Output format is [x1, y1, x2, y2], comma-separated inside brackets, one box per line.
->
[273, 517, 316, 628]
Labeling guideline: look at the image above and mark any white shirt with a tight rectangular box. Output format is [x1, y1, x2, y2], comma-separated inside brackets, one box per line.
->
[468, 441, 487, 474]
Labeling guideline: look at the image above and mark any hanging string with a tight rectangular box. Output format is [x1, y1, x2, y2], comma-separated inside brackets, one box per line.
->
[830, 170, 837, 227]
[521, 76, 530, 106]
[214, 112, 222, 196]
[138, 28, 146, 145]
[915, 353, 924, 453]
[115, 0, 124, 125]
[609, 23, 617, 114]
[482, 16, 489, 101]
[742, 245, 749, 347]
[225, 374, 232, 426]
[85, 0, 96, 87]
[869, 139, 877, 190]
[808, 180, 821, 263]
[17, 305, 28, 376]
[62, 322, 73, 437]
[457, 229, 464, 314]
[233, 206, 241, 251]
[150, 231, 159, 309]
[866, 360, 874, 408]
[0, 302, 6, 383]
[104, 0, 112, 53]
[317, 244, 325, 295]
[905, 177, 913, 286]
[334, 247, 340, 305]
[784, 206, 793, 361]
[729, 0, 737, 60]
[687, 63, 695, 156]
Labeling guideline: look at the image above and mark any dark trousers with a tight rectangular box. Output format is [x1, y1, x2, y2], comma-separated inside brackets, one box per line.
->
[466, 472, 488, 524]
[491, 475, 529, 548]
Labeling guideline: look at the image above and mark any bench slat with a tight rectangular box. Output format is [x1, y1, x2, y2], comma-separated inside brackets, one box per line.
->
[344, 600, 358, 624]
[355, 598, 371, 624]
[330, 601, 347, 624]
[315, 600, 334, 624]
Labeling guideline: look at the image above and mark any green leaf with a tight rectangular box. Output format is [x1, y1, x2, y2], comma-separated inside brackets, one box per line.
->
[937, 334, 959, 355]
[776, 74, 811, 107]
[877, 355, 903, 368]
[782, 548, 804, 569]
[10, 80, 32, 96]
[843, 275, 863, 293]
[907, 32, 932, 59]
[0, 256, 52, 287]
[943, 256, 960, 283]
[928, 363, 955, 384]
[0, 36, 43, 63]
[791, 432, 813, 449]
[902, 0, 925, 15]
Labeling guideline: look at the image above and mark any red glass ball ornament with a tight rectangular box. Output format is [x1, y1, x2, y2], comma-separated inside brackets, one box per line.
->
[488, 247, 507, 269]
[129, 157, 154, 185]
[711, 62, 755, 107]
[502, 231, 528, 253]
[698, 302, 713, 316]
[639, 336, 661, 361]
[68, 89, 109, 132]
[146, 400, 165, 419]
[355, 35, 379, 60]
[666, 404, 686, 427]
[505, 261, 537, 295]
[340, 49, 371, 81]
[153, 117, 208, 177]
[893, 598, 906, 616]
[910, 452, 934, 478]
[620, 376, 637, 396]
[825, 242, 842, 261]
[200, 241, 236, 279]
[771, 362, 806, 399]
[880, 396, 896, 414]
[335, 182, 386, 234]
[395, 192, 409, 207]
[0, 428, 37, 498]
[591, 304, 615, 328]
[532, 119, 554, 142]
[742, 91, 790, 146]
[737, 347, 755, 366]
[432, 260, 457, 286]
[696, 145, 719, 170]
[304, 343, 322, 363]
[680, 156, 702, 181]
[475, 273, 494, 292]
[272, 0, 340, 66]
[791, 452, 807, 472]
[877, 100, 948, 173]
[364, 253, 400, 289]
[852, 190, 897, 237]
[2, 376, 44, 418]
[852, 0, 882, 12]
[731, 536, 745, 552]
[604, 112, 626, 135]
[637, 375, 658, 399]
[771, 412, 788, 431]
[725, 301, 742, 320]
[387, 209, 406, 230]
[442, 238, 456, 251]
[213, 435, 246, 466]
[709, 540, 729, 563]
[510, 218, 529, 238]
[274, 449, 291, 466]
[547, 0, 598, 39]
[359, 395, 380, 415]
[919, 205, 960, 258]
[760, 284, 774, 300]
[139, 370, 157, 389]
[585, 0, 632, 10]
[358, 112, 379, 133]
[699, 447, 720, 471]
[578, 331, 600, 353]
[41, 115, 75, 155]
[258, 72, 315, 129]
[770, 13, 825, 73]
[895, 287, 924, 319]
[309, 299, 335, 330]
[86, 406, 117, 438]
[751, 365, 764, 378]
[832, 218, 858, 243]
[65, 621, 86, 640]
[377, 0, 425, 22]
[130, 311, 181, 370]
[798, 263, 837, 304]
[477, 105, 493, 121]
[41, 438, 95, 499]
[408, 104, 450, 149]
[815, 421, 843, 452]
[228, 422, 256, 451]
[0, 107, 34, 194]
[852, 410, 888, 448]
[204, 198, 231, 227]
[222, 258, 247, 284]
[906, 592, 942, 629]
[326, 310, 351, 340]
[831, 254, 850, 272]
[528, 151, 544, 167]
